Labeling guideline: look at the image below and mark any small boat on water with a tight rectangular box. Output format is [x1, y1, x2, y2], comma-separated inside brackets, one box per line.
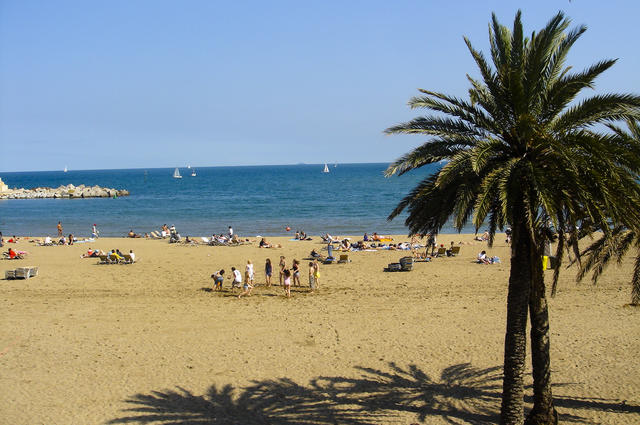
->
[173, 168, 182, 179]
[63, 166, 68, 173]
[323, 163, 329, 173]
[191, 169, 197, 177]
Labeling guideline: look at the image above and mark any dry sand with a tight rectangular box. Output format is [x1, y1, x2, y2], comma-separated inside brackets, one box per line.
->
[1, 234, 638, 424]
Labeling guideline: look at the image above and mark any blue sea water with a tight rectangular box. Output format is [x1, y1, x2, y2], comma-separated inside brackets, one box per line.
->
[0, 163, 476, 237]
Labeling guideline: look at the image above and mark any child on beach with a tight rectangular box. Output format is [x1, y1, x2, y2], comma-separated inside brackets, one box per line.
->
[265, 258, 273, 287]
[246, 260, 255, 286]
[279, 256, 286, 285]
[211, 269, 225, 291]
[308, 261, 316, 290]
[313, 259, 320, 288]
[283, 269, 291, 298]
[238, 270, 253, 299]
[292, 259, 301, 286]
[230, 267, 242, 292]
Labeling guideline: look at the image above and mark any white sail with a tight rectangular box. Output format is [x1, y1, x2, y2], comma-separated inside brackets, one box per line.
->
[191, 169, 196, 177]
[323, 163, 329, 173]
[63, 166, 68, 173]
[173, 168, 182, 178]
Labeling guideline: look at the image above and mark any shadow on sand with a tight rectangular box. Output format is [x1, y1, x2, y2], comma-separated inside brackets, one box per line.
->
[107, 362, 638, 424]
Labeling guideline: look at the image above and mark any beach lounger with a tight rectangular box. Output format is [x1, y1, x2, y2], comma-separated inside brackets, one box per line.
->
[201, 237, 210, 244]
[451, 246, 460, 256]
[435, 247, 446, 257]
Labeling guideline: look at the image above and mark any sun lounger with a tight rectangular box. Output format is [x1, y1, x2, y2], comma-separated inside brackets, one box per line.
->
[451, 246, 460, 256]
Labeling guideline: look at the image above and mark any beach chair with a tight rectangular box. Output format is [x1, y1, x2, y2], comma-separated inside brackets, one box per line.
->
[98, 255, 111, 264]
[337, 254, 350, 264]
[435, 247, 446, 257]
[109, 253, 123, 264]
[5, 270, 15, 279]
[122, 254, 135, 264]
[451, 246, 461, 256]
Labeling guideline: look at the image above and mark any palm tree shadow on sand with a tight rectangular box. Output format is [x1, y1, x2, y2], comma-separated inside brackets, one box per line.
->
[108, 362, 639, 424]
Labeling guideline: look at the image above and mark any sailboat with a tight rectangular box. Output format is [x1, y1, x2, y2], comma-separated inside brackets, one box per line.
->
[191, 169, 197, 177]
[322, 163, 330, 173]
[63, 166, 68, 173]
[173, 168, 182, 179]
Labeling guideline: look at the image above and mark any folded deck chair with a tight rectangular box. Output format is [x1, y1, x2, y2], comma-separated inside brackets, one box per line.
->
[337, 254, 350, 264]
[399, 256, 413, 271]
[14, 267, 32, 279]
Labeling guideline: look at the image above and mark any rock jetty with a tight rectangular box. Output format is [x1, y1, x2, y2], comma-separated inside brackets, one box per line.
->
[0, 183, 129, 199]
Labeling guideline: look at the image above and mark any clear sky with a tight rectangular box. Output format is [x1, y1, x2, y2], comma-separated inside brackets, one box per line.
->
[1, 0, 639, 172]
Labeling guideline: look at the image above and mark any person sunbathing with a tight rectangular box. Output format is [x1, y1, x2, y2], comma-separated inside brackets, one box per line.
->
[259, 238, 272, 248]
[6, 248, 24, 259]
[477, 250, 492, 264]
[128, 230, 141, 238]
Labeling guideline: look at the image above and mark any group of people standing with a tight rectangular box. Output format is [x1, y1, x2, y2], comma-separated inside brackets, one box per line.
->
[211, 256, 320, 299]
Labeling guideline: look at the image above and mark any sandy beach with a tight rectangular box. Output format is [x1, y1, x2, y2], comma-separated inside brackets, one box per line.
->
[1, 234, 638, 424]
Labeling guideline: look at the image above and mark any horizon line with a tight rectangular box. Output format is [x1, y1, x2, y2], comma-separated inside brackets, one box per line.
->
[0, 161, 393, 174]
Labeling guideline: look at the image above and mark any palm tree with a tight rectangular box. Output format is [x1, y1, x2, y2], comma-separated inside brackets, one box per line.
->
[577, 225, 640, 305]
[385, 11, 640, 425]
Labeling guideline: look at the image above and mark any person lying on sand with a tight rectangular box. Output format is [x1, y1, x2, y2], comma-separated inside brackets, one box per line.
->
[128, 230, 141, 238]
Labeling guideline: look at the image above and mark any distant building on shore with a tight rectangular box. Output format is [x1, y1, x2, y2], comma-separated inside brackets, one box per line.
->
[0, 178, 8, 193]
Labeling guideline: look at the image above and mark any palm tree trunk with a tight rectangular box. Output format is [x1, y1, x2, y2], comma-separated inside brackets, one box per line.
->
[526, 244, 558, 425]
[501, 221, 532, 425]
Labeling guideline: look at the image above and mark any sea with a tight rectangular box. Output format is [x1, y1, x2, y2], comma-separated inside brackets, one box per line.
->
[0, 163, 478, 238]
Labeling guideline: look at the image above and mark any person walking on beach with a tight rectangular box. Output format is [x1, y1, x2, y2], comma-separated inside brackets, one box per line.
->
[292, 259, 301, 286]
[265, 258, 273, 287]
[228, 226, 233, 239]
[312, 259, 320, 289]
[246, 260, 255, 286]
[57, 221, 63, 237]
[92, 224, 99, 238]
[283, 269, 292, 298]
[279, 256, 286, 285]
[231, 267, 242, 292]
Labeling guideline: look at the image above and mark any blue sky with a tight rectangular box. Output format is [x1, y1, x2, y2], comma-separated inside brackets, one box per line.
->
[1, 0, 639, 172]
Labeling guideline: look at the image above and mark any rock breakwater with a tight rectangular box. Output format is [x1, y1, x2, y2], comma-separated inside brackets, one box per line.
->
[0, 184, 130, 199]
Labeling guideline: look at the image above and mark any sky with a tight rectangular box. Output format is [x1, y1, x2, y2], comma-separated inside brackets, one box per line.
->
[1, 0, 639, 172]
